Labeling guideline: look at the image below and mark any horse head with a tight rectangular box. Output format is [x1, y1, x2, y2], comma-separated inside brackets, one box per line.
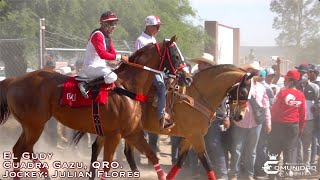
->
[123, 35, 192, 88]
[227, 73, 254, 121]
[162, 35, 192, 87]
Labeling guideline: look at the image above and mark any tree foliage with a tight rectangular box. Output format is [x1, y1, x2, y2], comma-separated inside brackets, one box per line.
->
[270, 0, 320, 63]
[0, 0, 206, 77]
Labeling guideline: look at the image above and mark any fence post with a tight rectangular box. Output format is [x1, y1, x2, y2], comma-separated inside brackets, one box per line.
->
[39, 18, 45, 69]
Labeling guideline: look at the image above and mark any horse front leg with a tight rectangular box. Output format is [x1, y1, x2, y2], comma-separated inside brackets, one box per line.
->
[98, 132, 121, 180]
[124, 141, 139, 171]
[89, 136, 105, 180]
[125, 130, 165, 180]
[167, 138, 192, 180]
[190, 135, 216, 180]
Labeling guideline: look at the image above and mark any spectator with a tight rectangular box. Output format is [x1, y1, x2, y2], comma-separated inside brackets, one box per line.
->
[295, 64, 319, 165]
[269, 70, 306, 179]
[307, 64, 320, 166]
[254, 69, 274, 179]
[229, 61, 271, 180]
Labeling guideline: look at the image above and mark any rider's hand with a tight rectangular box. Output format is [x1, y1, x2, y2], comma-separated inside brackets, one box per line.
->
[121, 55, 129, 63]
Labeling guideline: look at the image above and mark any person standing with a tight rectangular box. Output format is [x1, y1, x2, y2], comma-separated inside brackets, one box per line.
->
[229, 61, 271, 180]
[307, 64, 320, 166]
[269, 70, 306, 179]
[78, 11, 128, 98]
[295, 64, 319, 164]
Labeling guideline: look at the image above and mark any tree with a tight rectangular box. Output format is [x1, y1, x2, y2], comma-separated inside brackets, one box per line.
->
[0, 0, 207, 76]
[270, 0, 320, 63]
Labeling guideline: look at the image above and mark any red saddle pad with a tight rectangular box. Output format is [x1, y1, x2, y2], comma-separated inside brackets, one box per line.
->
[61, 77, 114, 107]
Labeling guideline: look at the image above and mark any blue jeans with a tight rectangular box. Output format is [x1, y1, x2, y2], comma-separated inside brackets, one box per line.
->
[311, 117, 320, 163]
[205, 119, 228, 179]
[254, 123, 269, 177]
[297, 120, 313, 164]
[170, 136, 181, 165]
[230, 124, 262, 177]
[153, 74, 166, 119]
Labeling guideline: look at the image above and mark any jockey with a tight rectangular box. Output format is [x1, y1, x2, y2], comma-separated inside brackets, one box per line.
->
[78, 11, 129, 98]
[134, 15, 174, 130]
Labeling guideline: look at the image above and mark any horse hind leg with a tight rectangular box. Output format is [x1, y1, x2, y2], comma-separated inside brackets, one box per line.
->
[124, 141, 139, 172]
[125, 131, 165, 180]
[14, 124, 50, 180]
[89, 136, 104, 180]
[99, 132, 122, 180]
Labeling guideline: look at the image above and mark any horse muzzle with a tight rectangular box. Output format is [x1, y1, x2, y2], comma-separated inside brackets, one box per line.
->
[177, 72, 193, 87]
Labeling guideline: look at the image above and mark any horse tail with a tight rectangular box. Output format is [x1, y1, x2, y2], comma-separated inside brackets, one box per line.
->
[69, 130, 85, 148]
[0, 79, 12, 126]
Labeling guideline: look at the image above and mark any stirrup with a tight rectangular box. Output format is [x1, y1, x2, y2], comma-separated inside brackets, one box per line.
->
[78, 82, 89, 99]
[159, 117, 175, 130]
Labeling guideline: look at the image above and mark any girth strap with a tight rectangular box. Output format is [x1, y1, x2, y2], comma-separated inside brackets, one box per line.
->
[113, 87, 148, 102]
[92, 86, 104, 136]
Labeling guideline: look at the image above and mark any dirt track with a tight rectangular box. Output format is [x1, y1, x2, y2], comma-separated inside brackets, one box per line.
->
[0, 117, 201, 180]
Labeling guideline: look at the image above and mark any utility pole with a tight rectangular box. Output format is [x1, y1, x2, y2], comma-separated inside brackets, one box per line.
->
[39, 18, 45, 69]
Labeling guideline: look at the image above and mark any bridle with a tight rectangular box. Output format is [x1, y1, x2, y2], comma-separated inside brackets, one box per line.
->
[155, 40, 187, 76]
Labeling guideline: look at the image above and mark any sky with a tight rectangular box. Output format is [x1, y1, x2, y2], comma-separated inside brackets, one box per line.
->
[190, 0, 278, 46]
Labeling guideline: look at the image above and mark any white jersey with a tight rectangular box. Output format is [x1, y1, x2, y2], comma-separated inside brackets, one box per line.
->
[134, 31, 156, 51]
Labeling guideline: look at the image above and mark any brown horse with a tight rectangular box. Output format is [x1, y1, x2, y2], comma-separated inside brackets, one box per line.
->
[72, 65, 253, 180]
[0, 36, 191, 180]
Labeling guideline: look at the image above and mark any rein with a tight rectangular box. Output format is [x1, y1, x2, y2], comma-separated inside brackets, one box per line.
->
[123, 41, 178, 78]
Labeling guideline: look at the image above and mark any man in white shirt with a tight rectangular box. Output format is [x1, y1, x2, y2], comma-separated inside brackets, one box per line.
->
[134, 15, 174, 130]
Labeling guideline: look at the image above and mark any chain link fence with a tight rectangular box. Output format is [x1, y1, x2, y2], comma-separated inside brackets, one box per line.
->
[0, 38, 39, 79]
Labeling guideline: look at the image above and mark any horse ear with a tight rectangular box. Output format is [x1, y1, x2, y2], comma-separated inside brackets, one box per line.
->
[169, 35, 177, 45]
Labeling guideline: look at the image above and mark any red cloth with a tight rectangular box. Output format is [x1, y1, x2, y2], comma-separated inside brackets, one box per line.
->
[271, 88, 306, 130]
[61, 77, 114, 107]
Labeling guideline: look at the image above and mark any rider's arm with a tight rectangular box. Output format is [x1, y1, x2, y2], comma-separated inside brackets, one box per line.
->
[91, 32, 121, 61]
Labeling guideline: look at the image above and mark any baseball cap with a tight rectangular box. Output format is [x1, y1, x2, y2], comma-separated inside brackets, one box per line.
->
[259, 69, 267, 77]
[281, 70, 300, 81]
[308, 64, 319, 72]
[145, 16, 161, 26]
[295, 64, 309, 73]
[265, 67, 275, 76]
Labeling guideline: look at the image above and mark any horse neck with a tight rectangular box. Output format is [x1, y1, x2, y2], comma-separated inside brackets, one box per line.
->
[187, 70, 244, 110]
[117, 56, 160, 95]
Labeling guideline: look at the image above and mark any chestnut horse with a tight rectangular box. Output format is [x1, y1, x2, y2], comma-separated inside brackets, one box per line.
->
[0, 36, 191, 180]
[72, 65, 253, 180]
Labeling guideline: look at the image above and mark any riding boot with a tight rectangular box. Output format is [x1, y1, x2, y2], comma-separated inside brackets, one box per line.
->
[78, 76, 105, 99]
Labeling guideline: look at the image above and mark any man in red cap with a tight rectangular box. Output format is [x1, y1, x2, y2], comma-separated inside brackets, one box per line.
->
[78, 11, 129, 98]
[269, 70, 306, 178]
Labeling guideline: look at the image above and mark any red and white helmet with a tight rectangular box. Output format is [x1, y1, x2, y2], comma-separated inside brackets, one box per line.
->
[100, 11, 119, 23]
[145, 15, 161, 26]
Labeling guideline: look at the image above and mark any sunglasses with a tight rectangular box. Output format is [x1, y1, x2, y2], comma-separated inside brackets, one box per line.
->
[154, 25, 160, 30]
[107, 21, 118, 26]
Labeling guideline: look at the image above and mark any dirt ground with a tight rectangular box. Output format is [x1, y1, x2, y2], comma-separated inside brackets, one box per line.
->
[0, 117, 202, 180]
[2, 117, 320, 180]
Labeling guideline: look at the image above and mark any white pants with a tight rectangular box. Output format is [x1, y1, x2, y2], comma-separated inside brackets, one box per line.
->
[83, 66, 117, 84]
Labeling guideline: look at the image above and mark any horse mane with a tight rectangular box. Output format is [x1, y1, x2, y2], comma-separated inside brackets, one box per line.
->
[114, 43, 154, 74]
[193, 64, 245, 79]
